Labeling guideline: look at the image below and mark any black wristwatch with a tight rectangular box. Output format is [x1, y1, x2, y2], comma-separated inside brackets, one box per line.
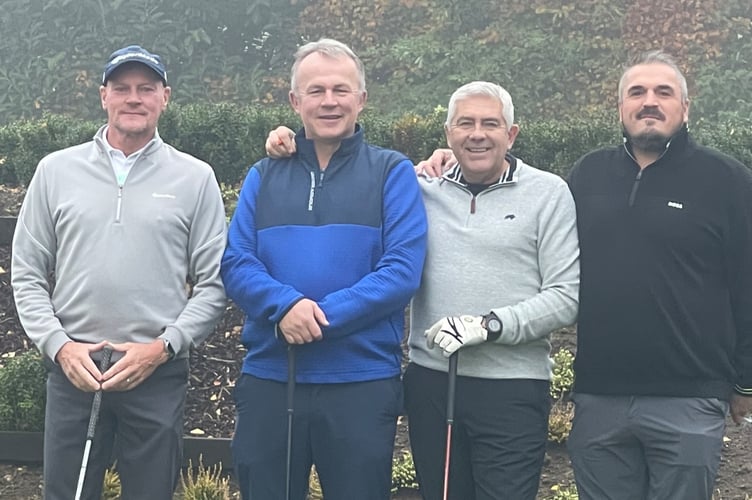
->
[162, 338, 176, 360]
[482, 313, 503, 342]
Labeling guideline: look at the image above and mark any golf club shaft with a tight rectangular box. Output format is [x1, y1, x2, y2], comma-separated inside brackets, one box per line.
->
[285, 344, 296, 500]
[442, 352, 458, 500]
[74, 346, 114, 500]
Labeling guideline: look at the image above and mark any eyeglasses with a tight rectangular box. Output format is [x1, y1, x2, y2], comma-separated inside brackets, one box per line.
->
[450, 119, 507, 132]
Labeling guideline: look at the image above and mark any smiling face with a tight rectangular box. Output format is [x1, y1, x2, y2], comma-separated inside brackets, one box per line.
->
[444, 94, 519, 184]
[288, 52, 366, 147]
[99, 62, 170, 152]
[618, 62, 689, 153]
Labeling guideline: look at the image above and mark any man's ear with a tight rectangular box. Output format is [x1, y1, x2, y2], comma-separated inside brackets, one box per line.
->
[162, 86, 171, 109]
[506, 124, 520, 149]
[289, 91, 300, 114]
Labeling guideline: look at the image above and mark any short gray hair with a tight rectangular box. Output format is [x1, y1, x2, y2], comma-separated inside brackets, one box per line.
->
[617, 50, 688, 103]
[290, 38, 366, 94]
[445, 81, 515, 129]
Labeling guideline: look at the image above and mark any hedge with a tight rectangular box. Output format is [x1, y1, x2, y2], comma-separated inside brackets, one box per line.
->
[1, 104, 752, 187]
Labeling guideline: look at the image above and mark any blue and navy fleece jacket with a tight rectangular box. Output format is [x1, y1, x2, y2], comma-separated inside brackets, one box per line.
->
[221, 126, 427, 384]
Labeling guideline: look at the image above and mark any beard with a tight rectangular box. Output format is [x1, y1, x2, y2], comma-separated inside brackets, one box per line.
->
[625, 129, 671, 154]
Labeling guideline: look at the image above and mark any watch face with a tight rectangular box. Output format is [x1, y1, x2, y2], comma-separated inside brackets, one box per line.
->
[487, 317, 502, 333]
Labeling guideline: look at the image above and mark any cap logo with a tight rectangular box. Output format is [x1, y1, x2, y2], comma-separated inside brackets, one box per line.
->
[109, 52, 162, 67]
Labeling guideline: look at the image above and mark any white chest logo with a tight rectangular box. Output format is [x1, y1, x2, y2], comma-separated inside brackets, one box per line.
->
[667, 201, 683, 209]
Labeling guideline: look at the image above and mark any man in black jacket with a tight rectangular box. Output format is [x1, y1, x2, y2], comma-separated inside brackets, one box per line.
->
[567, 50, 752, 500]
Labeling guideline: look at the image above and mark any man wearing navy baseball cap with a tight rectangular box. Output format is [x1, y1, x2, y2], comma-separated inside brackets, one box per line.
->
[12, 44, 227, 500]
[102, 44, 168, 85]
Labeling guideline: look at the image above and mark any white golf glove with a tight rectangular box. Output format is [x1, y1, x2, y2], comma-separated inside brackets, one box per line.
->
[425, 315, 487, 358]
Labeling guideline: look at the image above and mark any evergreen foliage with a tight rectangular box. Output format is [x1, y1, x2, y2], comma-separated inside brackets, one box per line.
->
[0, 1, 750, 124]
[0, 350, 47, 432]
[2, 105, 752, 189]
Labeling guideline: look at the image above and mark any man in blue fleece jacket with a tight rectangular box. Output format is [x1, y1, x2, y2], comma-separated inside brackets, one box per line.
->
[221, 38, 427, 500]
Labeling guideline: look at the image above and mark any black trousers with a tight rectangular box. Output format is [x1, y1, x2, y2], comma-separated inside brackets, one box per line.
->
[232, 374, 402, 500]
[43, 358, 188, 500]
[403, 363, 550, 500]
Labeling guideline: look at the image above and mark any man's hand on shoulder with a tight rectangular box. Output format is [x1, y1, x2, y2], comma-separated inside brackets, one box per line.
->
[414, 148, 455, 177]
[266, 126, 297, 158]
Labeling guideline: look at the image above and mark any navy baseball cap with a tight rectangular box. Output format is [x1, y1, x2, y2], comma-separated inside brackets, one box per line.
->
[102, 45, 167, 85]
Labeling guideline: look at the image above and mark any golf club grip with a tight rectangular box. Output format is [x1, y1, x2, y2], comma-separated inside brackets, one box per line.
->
[100, 345, 113, 372]
[446, 353, 458, 424]
[85, 346, 113, 439]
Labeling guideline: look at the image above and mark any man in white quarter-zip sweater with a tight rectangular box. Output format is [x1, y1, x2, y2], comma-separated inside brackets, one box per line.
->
[11, 45, 226, 500]
[407, 81, 579, 500]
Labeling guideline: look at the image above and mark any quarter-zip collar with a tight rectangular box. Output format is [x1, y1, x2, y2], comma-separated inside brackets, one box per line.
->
[622, 123, 690, 168]
[441, 153, 519, 189]
[439, 154, 519, 214]
[294, 124, 364, 173]
[93, 124, 164, 162]
[293, 124, 364, 211]
[91, 125, 164, 222]
[621, 124, 691, 207]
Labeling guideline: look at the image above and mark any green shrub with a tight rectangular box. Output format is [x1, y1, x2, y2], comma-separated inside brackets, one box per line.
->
[546, 483, 579, 499]
[101, 465, 121, 500]
[219, 183, 240, 220]
[0, 350, 47, 431]
[306, 452, 418, 497]
[550, 348, 575, 400]
[391, 450, 419, 493]
[179, 456, 231, 500]
[3, 108, 752, 190]
[547, 401, 574, 444]
[0, 115, 98, 186]
[308, 466, 322, 500]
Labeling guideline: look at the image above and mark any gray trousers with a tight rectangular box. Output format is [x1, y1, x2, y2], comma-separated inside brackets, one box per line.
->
[43, 358, 188, 500]
[567, 393, 728, 500]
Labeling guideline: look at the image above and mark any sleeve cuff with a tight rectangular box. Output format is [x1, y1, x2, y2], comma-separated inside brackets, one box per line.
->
[734, 384, 752, 396]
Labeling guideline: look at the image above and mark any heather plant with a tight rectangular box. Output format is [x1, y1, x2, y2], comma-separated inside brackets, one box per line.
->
[101, 466, 121, 500]
[179, 457, 231, 500]
[548, 401, 574, 444]
[546, 483, 579, 499]
[550, 348, 575, 400]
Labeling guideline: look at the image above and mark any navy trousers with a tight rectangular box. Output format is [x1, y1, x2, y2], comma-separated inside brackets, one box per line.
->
[232, 374, 402, 500]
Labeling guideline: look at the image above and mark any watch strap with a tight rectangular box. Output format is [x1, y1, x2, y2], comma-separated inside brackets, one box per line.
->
[482, 313, 503, 342]
[162, 338, 176, 359]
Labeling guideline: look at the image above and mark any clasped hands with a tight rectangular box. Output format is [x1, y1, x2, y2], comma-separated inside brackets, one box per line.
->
[425, 315, 487, 357]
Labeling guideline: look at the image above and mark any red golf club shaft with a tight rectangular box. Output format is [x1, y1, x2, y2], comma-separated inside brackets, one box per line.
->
[442, 353, 458, 500]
